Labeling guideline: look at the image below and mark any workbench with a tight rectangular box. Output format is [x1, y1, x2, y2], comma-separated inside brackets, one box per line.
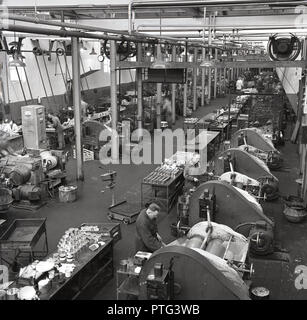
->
[6, 236, 114, 300]
[41, 238, 113, 300]
[0, 219, 48, 268]
[141, 170, 184, 213]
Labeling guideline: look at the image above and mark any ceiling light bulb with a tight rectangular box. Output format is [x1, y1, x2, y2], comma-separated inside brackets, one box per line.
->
[89, 47, 97, 55]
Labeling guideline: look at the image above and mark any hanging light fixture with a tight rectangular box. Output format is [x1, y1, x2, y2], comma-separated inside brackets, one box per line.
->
[151, 59, 168, 69]
[89, 46, 97, 55]
[221, 51, 227, 58]
[9, 54, 26, 67]
[200, 56, 215, 68]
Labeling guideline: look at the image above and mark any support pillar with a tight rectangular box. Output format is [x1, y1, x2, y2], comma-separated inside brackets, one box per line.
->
[156, 44, 162, 129]
[201, 48, 206, 107]
[110, 40, 119, 161]
[137, 43, 143, 133]
[214, 49, 218, 99]
[71, 37, 84, 181]
[172, 45, 176, 124]
[193, 47, 198, 111]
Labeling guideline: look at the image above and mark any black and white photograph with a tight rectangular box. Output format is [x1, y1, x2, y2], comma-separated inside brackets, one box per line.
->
[0, 0, 307, 310]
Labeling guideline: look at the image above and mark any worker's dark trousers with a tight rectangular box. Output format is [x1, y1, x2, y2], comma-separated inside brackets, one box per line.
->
[58, 132, 65, 150]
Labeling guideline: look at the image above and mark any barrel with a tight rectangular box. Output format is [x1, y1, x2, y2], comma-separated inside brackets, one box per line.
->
[59, 185, 78, 203]
[9, 164, 31, 186]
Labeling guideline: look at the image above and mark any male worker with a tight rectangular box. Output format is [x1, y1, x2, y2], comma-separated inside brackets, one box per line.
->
[47, 112, 65, 150]
[135, 203, 165, 253]
[236, 76, 244, 93]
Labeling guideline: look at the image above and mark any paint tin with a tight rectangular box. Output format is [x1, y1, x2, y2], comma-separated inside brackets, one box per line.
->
[6, 288, 19, 300]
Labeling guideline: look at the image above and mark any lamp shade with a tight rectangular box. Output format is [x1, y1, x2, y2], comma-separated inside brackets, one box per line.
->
[89, 47, 97, 55]
[9, 56, 26, 67]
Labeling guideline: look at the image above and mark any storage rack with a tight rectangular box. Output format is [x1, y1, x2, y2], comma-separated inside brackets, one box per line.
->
[141, 170, 184, 213]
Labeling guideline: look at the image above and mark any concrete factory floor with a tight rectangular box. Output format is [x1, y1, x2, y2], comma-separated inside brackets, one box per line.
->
[1, 97, 307, 300]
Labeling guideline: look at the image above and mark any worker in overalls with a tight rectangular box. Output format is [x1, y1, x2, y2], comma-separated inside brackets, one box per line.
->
[47, 112, 65, 150]
[135, 203, 165, 253]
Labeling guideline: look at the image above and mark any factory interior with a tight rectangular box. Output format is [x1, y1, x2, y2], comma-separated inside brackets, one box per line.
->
[1, 0, 307, 302]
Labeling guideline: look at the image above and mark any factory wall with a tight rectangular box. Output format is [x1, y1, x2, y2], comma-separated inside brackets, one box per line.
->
[1, 38, 135, 123]
[276, 67, 301, 115]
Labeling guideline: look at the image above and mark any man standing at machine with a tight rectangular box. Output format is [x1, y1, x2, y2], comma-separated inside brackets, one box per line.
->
[47, 112, 65, 150]
[135, 203, 165, 253]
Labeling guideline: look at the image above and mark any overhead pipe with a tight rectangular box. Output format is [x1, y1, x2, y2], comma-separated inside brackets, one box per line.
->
[0, 23, 142, 42]
[4, 13, 207, 47]
[129, 0, 307, 34]
[129, 0, 307, 9]
[136, 24, 307, 31]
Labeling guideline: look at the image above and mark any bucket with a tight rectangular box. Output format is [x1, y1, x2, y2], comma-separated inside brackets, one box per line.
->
[0, 290, 7, 300]
[9, 164, 31, 186]
[59, 185, 78, 203]
[6, 288, 19, 300]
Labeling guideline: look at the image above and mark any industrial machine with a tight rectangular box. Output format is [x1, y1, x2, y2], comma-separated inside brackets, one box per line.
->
[138, 220, 253, 300]
[215, 148, 279, 201]
[237, 144, 282, 171]
[21, 105, 47, 150]
[0, 149, 67, 209]
[231, 128, 277, 152]
[232, 129, 283, 170]
[183, 181, 275, 256]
